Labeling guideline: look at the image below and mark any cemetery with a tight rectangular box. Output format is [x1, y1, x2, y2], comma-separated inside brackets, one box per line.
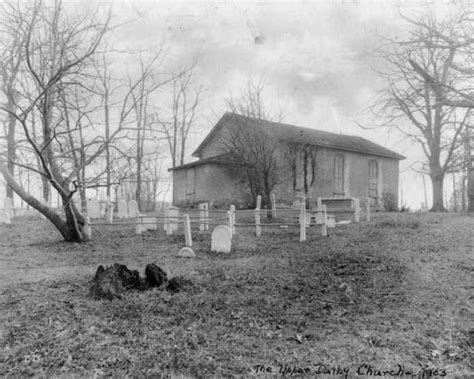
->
[0, 1, 473, 377]
[0, 195, 473, 377]
[78, 193, 371, 254]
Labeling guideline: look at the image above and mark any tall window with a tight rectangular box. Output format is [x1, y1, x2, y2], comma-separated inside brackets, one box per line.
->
[368, 159, 378, 198]
[334, 154, 345, 195]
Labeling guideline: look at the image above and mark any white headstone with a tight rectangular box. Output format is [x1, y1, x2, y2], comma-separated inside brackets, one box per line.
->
[211, 225, 232, 254]
[305, 213, 312, 227]
[117, 199, 128, 218]
[315, 211, 325, 225]
[141, 216, 158, 231]
[128, 200, 140, 217]
[327, 215, 336, 228]
[4, 198, 13, 217]
[0, 210, 11, 224]
[292, 200, 301, 210]
[178, 247, 195, 258]
[106, 202, 114, 222]
[87, 197, 101, 219]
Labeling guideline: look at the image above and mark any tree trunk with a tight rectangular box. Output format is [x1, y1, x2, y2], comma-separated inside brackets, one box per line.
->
[6, 110, 16, 200]
[42, 176, 50, 203]
[468, 166, 474, 212]
[430, 173, 446, 212]
[0, 159, 89, 242]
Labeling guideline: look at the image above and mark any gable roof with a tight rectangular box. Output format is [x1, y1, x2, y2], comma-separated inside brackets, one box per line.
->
[193, 112, 405, 160]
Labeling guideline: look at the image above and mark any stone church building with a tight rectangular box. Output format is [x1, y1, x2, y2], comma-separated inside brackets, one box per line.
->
[170, 112, 405, 208]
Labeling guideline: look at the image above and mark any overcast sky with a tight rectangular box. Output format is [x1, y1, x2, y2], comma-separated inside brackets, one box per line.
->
[107, 0, 466, 209]
[43, 0, 465, 208]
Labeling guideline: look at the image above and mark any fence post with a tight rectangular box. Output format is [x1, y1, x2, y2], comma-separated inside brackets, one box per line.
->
[204, 202, 209, 231]
[321, 205, 328, 237]
[106, 200, 113, 223]
[227, 209, 232, 235]
[354, 198, 360, 223]
[271, 193, 276, 218]
[135, 217, 143, 234]
[184, 214, 192, 247]
[230, 204, 236, 235]
[199, 203, 205, 232]
[299, 202, 306, 242]
[255, 199, 261, 237]
[163, 203, 170, 233]
[366, 197, 371, 221]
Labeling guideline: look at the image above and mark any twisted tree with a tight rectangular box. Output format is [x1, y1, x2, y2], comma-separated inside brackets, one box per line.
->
[370, 11, 470, 211]
[0, 0, 111, 241]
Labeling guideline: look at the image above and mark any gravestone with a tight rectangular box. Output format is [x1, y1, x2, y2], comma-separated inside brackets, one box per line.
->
[167, 207, 179, 234]
[211, 225, 232, 254]
[0, 210, 11, 224]
[315, 212, 324, 225]
[117, 199, 128, 218]
[178, 247, 195, 258]
[305, 213, 312, 227]
[4, 198, 12, 218]
[128, 200, 140, 218]
[292, 199, 301, 210]
[327, 215, 336, 228]
[106, 202, 114, 222]
[99, 201, 107, 218]
[87, 197, 101, 219]
[141, 216, 158, 232]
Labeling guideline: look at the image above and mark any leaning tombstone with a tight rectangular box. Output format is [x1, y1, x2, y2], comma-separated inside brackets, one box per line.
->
[128, 200, 140, 218]
[211, 225, 232, 254]
[183, 214, 192, 246]
[117, 199, 128, 218]
[87, 197, 101, 219]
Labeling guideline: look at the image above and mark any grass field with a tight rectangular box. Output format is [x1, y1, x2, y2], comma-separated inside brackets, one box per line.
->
[0, 212, 473, 378]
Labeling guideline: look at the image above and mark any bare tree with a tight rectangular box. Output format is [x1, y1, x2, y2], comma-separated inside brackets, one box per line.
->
[0, 1, 31, 202]
[128, 53, 168, 209]
[157, 62, 202, 168]
[0, 0, 111, 241]
[219, 80, 283, 211]
[282, 142, 317, 199]
[369, 11, 470, 211]
[405, 10, 474, 212]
